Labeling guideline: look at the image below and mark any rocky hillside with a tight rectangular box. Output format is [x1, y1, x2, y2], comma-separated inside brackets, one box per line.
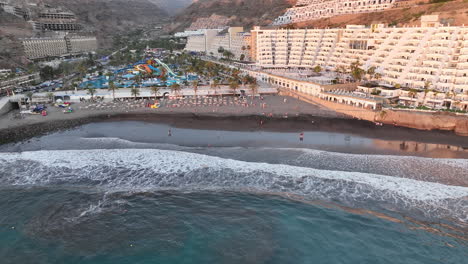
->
[169, 0, 295, 32]
[149, 0, 194, 15]
[41, 0, 169, 46]
[0, 0, 170, 67]
[0, 9, 32, 68]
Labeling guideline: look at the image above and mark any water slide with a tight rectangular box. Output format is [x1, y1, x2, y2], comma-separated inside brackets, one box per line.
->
[148, 65, 160, 73]
[155, 59, 179, 78]
[143, 65, 152, 74]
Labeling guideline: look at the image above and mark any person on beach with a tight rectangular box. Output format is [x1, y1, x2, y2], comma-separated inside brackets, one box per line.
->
[299, 132, 304, 142]
[168, 128, 172, 137]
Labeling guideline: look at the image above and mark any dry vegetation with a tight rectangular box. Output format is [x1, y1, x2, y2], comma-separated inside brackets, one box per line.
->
[169, 0, 296, 32]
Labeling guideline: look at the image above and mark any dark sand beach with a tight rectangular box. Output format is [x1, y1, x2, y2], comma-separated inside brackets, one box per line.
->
[1, 96, 467, 149]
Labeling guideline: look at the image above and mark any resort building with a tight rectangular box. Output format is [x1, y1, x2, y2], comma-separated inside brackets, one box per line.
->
[0, 69, 12, 78]
[273, 0, 427, 25]
[184, 27, 252, 61]
[0, 73, 40, 95]
[253, 16, 468, 93]
[22, 35, 97, 60]
[67, 36, 98, 54]
[356, 85, 468, 111]
[0, 1, 29, 19]
[319, 90, 383, 110]
[31, 6, 82, 32]
[38, 9, 76, 20]
[33, 22, 83, 32]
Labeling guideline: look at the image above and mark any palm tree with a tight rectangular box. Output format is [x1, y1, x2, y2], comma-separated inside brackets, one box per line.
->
[432, 90, 439, 108]
[229, 79, 240, 96]
[134, 74, 143, 88]
[249, 81, 259, 103]
[150, 86, 160, 99]
[130, 87, 140, 100]
[408, 89, 418, 99]
[313, 65, 322, 73]
[192, 80, 199, 100]
[222, 50, 234, 61]
[335, 65, 347, 83]
[78, 64, 87, 78]
[210, 79, 220, 96]
[241, 74, 252, 91]
[374, 73, 382, 84]
[366, 66, 376, 81]
[87, 87, 97, 101]
[423, 87, 430, 103]
[350, 60, 365, 83]
[423, 80, 432, 103]
[46, 92, 54, 103]
[72, 82, 78, 92]
[424, 80, 432, 90]
[160, 75, 168, 86]
[105, 71, 114, 80]
[25, 91, 34, 103]
[170, 83, 181, 96]
[231, 68, 241, 80]
[108, 80, 119, 101]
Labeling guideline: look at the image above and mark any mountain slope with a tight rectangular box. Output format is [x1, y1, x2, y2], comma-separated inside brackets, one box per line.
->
[169, 0, 295, 32]
[41, 0, 169, 46]
[149, 0, 194, 15]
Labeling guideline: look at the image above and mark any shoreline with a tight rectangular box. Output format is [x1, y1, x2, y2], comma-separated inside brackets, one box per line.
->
[1, 110, 468, 148]
[280, 89, 468, 137]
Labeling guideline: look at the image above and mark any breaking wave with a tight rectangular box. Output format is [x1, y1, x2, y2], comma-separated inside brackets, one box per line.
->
[0, 149, 467, 223]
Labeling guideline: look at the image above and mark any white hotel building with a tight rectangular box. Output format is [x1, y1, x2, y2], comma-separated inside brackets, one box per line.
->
[253, 16, 468, 93]
[22, 35, 98, 60]
[273, 0, 423, 25]
[184, 27, 252, 61]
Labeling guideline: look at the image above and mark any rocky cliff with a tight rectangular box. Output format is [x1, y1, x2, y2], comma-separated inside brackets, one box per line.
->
[169, 0, 295, 32]
[149, 0, 194, 15]
[280, 89, 468, 137]
[41, 0, 169, 46]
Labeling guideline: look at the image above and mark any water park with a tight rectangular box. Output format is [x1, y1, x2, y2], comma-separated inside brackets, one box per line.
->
[80, 58, 198, 89]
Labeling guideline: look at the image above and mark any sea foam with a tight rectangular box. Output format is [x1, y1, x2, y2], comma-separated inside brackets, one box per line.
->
[0, 149, 466, 222]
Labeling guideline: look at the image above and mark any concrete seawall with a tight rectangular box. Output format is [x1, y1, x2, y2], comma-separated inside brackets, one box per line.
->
[280, 89, 468, 136]
[0, 98, 13, 116]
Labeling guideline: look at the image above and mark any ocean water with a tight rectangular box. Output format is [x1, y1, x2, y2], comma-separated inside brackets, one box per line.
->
[0, 121, 466, 263]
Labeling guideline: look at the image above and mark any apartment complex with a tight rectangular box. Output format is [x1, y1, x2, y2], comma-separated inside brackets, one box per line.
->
[184, 27, 252, 61]
[273, 0, 424, 25]
[32, 7, 82, 32]
[0, 1, 29, 19]
[38, 10, 76, 20]
[22, 35, 98, 60]
[0, 73, 40, 95]
[253, 16, 468, 92]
